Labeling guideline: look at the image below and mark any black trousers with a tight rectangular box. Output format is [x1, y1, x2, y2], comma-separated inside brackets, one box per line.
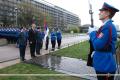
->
[57, 39, 61, 48]
[51, 40, 56, 49]
[30, 42, 36, 57]
[19, 46, 26, 61]
[45, 41, 49, 50]
[36, 42, 42, 54]
[96, 71, 115, 80]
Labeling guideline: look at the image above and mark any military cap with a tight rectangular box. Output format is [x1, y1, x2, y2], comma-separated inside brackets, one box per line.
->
[99, 2, 119, 13]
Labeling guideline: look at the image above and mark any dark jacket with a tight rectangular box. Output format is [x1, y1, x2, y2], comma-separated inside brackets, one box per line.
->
[36, 31, 43, 43]
[18, 31, 27, 47]
[28, 28, 37, 43]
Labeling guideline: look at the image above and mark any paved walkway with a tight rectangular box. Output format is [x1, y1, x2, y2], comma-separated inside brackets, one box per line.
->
[0, 34, 89, 68]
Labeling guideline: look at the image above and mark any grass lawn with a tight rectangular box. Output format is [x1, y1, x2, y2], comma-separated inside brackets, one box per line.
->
[52, 40, 89, 60]
[0, 41, 89, 80]
[0, 63, 58, 74]
[0, 76, 82, 80]
[0, 63, 84, 80]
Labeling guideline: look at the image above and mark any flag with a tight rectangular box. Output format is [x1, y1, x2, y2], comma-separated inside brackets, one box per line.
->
[32, 16, 35, 24]
[44, 17, 49, 40]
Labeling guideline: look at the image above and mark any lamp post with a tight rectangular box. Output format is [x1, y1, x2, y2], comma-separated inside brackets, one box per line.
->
[15, 7, 18, 27]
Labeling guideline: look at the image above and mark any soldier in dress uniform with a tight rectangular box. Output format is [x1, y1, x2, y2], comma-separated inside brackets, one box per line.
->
[56, 29, 62, 49]
[18, 27, 27, 62]
[36, 27, 43, 55]
[88, 2, 119, 80]
[28, 23, 37, 58]
[50, 29, 56, 51]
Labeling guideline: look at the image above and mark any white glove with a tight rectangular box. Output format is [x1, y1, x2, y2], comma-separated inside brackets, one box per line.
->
[88, 27, 96, 34]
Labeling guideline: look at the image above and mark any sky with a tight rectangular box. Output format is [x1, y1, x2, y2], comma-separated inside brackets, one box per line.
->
[37, 0, 120, 28]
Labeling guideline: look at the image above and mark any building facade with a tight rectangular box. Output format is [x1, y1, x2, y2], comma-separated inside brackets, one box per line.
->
[0, 0, 81, 30]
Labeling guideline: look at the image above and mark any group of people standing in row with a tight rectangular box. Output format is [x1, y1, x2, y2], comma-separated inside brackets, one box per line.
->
[17, 23, 62, 62]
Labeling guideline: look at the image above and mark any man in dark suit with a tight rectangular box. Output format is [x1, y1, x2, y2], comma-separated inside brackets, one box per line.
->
[28, 23, 37, 58]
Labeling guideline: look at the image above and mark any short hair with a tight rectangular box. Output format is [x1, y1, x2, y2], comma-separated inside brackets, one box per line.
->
[109, 12, 116, 19]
